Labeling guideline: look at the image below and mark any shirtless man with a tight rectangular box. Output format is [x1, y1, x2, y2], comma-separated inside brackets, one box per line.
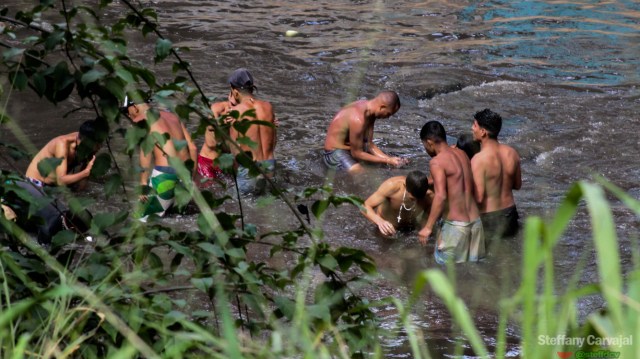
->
[361, 170, 433, 236]
[124, 100, 197, 220]
[418, 121, 485, 264]
[470, 109, 521, 244]
[323, 91, 408, 174]
[25, 119, 99, 188]
[194, 95, 232, 187]
[20, 119, 100, 242]
[223, 68, 277, 194]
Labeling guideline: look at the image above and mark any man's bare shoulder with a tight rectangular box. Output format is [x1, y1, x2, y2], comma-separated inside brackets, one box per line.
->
[211, 101, 232, 118]
[471, 148, 491, 164]
[254, 99, 275, 119]
[499, 143, 520, 158]
[379, 176, 405, 194]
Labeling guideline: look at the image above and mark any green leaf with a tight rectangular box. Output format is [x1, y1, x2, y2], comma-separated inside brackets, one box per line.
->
[44, 30, 65, 50]
[216, 154, 234, 171]
[148, 252, 163, 270]
[104, 173, 122, 197]
[155, 38, 172, 62]
[37, 157, 63, 178]
[141, 23, 156, 37]
[81, 69, 106, 86]
[91, 153, 111, 177]
[236, 136, 258, 149]
[317, 253, 338, 271]
[92, 212, 117, 232]
[172, 139, 187, 152]
[175, 104, 191, 119]
[197, 242, 224, 257]
[2, 47, 24, 61]
[115, 67, 135, 83]
[232, 119, 253, 135]
[191, 277, 213, 293]
[10, 71, 28, 90]
[32, 72, 46, 96]
[51, 230, 75, 249]
[103, 77, 126, 100]
[311, 199, 329, 219]
[174, 183, 191, 208]
[274, 296, 295, 319]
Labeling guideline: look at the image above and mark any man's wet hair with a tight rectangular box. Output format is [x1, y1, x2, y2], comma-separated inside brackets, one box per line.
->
[420, 120, 446, 142]
[78, 118, 108, 145]
[474, 108, 502, 139]
[405, 170, 429, 199]
[456, 133, 481, 159]
[78, 119, 98, 141]
[377, 91, 400, 109]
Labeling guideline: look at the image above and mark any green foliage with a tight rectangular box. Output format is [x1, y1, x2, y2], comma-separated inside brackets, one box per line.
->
[406, 180, 640, 358]
[0, 2, 386, 357]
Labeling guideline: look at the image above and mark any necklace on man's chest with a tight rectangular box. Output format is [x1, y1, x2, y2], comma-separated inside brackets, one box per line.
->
[397, 188, 416, 223]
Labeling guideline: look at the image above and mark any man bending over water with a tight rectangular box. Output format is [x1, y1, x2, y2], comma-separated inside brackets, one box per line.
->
[361, 170, 433, 236]
[25, 120, 100, 188]
[471, 109, 521, 245]
[418, 121, 485, 264]
[323, 91, 408, 173]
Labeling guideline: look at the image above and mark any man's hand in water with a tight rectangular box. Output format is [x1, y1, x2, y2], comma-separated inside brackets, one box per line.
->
[377, 220, 396, 236]
[388, 157, 409, 168]
[418, 226, 432, 246]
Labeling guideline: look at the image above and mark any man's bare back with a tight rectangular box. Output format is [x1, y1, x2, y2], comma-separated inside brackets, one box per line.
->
[471, 109, 522, 213]
[230, 98, 276, 162]
[418, 121, 482, 250]
[126, 103, 197, 185]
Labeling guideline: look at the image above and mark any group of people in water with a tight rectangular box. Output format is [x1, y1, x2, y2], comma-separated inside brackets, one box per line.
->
[322, 91, 521, 264]
[4, 67, 522, 264]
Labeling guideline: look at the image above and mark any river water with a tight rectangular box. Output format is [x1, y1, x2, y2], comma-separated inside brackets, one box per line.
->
[3, 0, 640, 357]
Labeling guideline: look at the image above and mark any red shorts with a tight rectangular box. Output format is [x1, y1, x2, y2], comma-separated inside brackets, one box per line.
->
[197, 155, 223, 179]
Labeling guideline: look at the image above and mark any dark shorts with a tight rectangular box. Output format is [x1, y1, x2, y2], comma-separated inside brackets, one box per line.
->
[237, 159, 276, 195]
[323, 149, 357, 171]
[480, 205, 519, 244]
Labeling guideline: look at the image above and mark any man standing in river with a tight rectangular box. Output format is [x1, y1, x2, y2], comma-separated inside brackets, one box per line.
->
[323, 91, 408, 174]
[124, 100, 198, 220]
[418, 121, 485, 264]
[471, 109, 521, 245]
[222, 68, 278, 194]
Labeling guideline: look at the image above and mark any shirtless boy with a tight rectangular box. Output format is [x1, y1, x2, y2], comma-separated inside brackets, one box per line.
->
[222, 68, 277, 194]
[323, 91, 408, 173]
[125, 100, 197, 220]
[25, 119, 100, 188]
[471, 109, 521, 243]
[361, 170, 433, 236]
[418, 121, 485, 264]
[195, 92, 236, 186]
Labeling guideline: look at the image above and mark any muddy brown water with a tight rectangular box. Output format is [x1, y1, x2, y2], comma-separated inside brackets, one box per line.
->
[2, 1, 640, 357]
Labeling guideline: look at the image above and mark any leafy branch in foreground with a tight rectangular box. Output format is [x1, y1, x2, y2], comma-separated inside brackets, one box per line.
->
[0, 1, 385, 358]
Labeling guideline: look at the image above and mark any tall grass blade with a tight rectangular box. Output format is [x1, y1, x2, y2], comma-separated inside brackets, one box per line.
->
[412, 270, 489, 358]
